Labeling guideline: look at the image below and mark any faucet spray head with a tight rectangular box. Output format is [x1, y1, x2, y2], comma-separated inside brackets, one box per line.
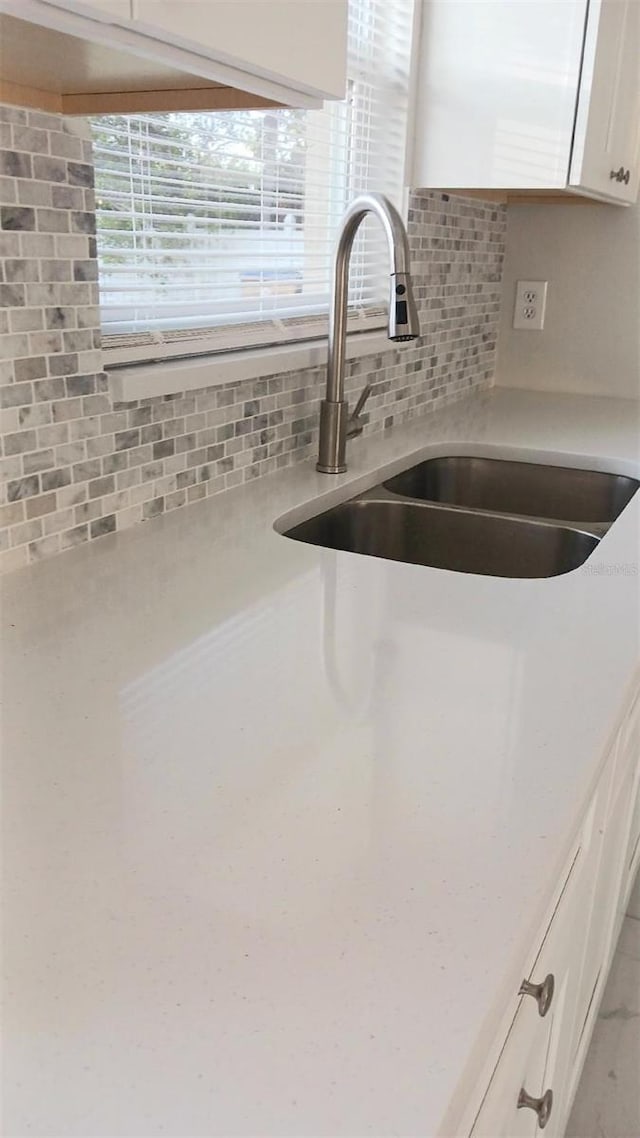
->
[388, 272, 420, 342]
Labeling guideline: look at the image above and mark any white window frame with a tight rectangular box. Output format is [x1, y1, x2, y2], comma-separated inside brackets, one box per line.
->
[96, 1, 421, 400]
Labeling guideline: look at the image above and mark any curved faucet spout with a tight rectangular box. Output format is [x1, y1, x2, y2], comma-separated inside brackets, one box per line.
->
[317, 193, 420, 475]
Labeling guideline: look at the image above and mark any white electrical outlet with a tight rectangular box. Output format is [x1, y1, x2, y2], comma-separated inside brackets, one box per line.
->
[513, 280, 548, 330]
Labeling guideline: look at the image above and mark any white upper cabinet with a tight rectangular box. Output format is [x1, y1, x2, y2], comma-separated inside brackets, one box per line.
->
[569, 0, 640, 203]
[131, 1, 348, 103]
[411, 0, 640, 204]
[0, 0, 347, 114]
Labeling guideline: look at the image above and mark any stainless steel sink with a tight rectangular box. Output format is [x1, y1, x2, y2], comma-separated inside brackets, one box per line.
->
[280, 452, 638, 578]
[383, 456, 639, 527]
[285, 498, 599, 578]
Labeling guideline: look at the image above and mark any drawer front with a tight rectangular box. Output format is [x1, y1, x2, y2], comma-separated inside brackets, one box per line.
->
[471, 997, 549, 1137]
[471, 846, 585, 1135]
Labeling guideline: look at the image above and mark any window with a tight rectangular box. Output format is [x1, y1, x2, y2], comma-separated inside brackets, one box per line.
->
[92, 0, 415, 365]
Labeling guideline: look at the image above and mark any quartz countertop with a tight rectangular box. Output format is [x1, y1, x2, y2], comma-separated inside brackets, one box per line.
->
[2, 387, 640, 1137]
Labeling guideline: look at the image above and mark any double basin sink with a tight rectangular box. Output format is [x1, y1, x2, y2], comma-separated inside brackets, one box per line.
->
[282, 456, 639, 578]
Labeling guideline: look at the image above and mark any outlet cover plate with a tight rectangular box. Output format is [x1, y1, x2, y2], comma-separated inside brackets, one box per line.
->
[513, 280, 548, 330]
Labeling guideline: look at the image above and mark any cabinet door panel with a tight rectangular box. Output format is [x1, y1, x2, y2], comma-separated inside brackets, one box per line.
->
[131, 0, 347, 99]
[412, 0, 587, 190]
[570, 0, 640, 202]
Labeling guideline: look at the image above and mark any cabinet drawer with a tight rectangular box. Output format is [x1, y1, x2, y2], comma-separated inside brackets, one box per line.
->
[470, 860, 578, 1135]
[471, 846, 586, 1133]
[471, 996, 550, 1136]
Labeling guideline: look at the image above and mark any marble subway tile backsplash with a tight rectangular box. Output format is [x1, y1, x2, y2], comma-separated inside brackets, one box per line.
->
[0, 102, 507, 572]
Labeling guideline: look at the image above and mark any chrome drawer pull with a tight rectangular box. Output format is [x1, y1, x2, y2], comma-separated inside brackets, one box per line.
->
[517, 1087, 553, 1128]
[519, 972, 555, 1016]
[610, 166, 631, 184]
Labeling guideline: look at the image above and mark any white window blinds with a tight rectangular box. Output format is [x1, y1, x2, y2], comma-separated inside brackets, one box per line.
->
[92, 0, 415, 364]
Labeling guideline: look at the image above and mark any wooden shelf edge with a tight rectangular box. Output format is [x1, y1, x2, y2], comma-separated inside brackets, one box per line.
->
[0, 78, 63, 113]
[60, 86, 281, 114]
[0, 76, 282, 115]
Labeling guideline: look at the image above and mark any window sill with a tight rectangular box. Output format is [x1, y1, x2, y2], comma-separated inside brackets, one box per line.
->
[107, 330, 389, 402]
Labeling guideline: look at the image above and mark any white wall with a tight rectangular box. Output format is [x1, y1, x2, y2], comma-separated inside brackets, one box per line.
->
[495, 199, 640, 399]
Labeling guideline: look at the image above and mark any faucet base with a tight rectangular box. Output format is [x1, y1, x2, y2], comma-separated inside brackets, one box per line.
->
[316, 463, 348, 474]
[317, 399, 348, 474]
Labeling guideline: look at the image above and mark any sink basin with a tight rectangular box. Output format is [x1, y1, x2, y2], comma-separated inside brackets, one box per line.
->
[383, 456, 639, 526]
[284, 499, 599, 578]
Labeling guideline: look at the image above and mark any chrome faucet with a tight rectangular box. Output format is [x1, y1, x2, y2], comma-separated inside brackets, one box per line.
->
[317, 192, 420, 474]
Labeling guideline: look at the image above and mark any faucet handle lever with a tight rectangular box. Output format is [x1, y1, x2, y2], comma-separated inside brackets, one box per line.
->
[352, 381, 372, 419]
[347, 382, 373, 438]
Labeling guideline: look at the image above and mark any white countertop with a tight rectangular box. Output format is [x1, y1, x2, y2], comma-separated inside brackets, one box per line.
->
[2, 388, 640, 1137]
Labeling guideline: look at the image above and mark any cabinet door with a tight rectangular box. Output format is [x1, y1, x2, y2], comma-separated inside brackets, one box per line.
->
[569, 0, 640, 203]
[131, 0, 347, 100]
[411, 0, 587, 190]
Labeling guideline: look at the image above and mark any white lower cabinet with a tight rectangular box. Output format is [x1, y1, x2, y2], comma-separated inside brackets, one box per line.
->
[467, 678, 640, 1135]
[471, 998, 550, 1137]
